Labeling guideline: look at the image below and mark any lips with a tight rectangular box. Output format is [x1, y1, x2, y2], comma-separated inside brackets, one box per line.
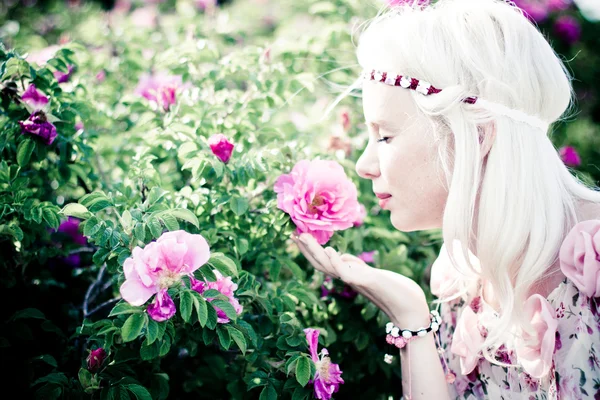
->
[375, 193, 392, 199]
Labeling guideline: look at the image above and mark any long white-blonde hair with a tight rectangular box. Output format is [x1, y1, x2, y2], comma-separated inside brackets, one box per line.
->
[345, 0, 600, 368]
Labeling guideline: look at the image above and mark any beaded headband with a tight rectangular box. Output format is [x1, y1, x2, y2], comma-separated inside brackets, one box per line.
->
[362, 69, 549, 131]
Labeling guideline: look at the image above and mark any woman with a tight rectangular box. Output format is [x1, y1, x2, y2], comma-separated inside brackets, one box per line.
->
[292, 0, 600, 398]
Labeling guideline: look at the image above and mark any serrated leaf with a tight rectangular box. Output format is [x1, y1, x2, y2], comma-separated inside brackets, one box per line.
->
[191, 291, 208, 327]
[209, 253, 239, 278]
[16, 137, 35, 166]
[226, 325, 247, 354]
[179, 291, 193, 323]
[216, 326, 231, 349]
[108, 302, 142, 317]
[160, 213, 179, 231]
[125, 384, 152, 400]
[295, 356, 311, 387]
[61, 203, 92, 220]
[212, 300, 238, 321]
[121, 313, 147, 343]
[229, 196, 248, 216]
[259, 385, 277, 400]
[169, 208, 199, 228]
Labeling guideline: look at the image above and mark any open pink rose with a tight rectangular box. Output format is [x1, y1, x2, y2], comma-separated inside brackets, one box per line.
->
[559, 220, 600, 298]
[450, 306, 485, 375]
[515, 294, 558, 378]
[274, 159, 361, 245]
[120, 230, 210, 306]
[559, 146, 581, 167]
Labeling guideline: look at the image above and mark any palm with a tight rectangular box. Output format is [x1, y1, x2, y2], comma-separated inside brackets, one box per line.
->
[292, 233, 427, 319]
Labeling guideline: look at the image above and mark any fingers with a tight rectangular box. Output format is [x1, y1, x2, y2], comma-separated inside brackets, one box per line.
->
[291, 235, 338, 277]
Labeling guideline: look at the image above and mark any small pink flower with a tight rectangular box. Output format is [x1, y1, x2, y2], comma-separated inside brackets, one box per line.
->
[130, 5, 158, 28]
[559, 220, 600, 297]
[274, 159, 361, 245]
[195, 0, 216, 11]
[54, 65, 74, 84]
[21, 84, 48, 111]
[554, 16, 581, 45]
[135, 72, 184, 111]
[19, 110, 57, 145]
[357, 251, 376, 264]
[147, 289, 176, 321]
[304, 328, 344, 400]
[548, 0, 571, 11]
[339, 109, 351, 133]
[515, 294, 558, 378]
[120, 230, 210, 306]
[58, 217, 87, 245]
[86, 348, 107, 373]
[450, 306, 484, 375]
[74, 121, 84, 131]
[96, 70, 106, 83]
[191, 270, 242, 323]
[208, 134, 234, 164]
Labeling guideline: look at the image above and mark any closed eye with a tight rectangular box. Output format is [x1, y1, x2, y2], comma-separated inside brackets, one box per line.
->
[377, 137, 391, 143]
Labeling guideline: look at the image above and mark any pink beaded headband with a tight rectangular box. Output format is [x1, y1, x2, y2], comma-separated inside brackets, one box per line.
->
[362, 69, 549, 131]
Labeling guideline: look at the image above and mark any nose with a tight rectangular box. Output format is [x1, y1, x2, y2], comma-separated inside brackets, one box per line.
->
[355, 141, 380, 180]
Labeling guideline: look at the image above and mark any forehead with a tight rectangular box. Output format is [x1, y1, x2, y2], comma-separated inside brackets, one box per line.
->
[362, 81, 419, 128]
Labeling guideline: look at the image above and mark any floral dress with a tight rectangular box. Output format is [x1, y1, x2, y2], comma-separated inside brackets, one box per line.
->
[430, 220, 600, 399]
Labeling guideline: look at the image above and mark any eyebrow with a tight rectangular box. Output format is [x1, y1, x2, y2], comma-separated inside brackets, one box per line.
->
[367, 120, 398, 131]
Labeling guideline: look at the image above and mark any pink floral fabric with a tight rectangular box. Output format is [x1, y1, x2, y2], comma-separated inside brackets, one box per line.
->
[433, 220, 600, 399]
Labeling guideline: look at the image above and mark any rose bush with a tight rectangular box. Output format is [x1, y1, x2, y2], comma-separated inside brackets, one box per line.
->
[0, 0, 598, 399]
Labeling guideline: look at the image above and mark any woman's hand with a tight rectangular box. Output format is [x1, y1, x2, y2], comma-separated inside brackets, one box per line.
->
[292, 233, 431, 327]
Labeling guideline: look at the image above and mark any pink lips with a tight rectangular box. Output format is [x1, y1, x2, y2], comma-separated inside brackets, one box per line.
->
[375, 193, 392, 209]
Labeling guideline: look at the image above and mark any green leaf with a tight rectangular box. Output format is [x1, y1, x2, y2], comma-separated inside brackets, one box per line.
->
[78, 368, 93, 389]
[169, 208, 199, 228]
[191, 291, 208, 327]
[209, 253, 239, 278]
[42, 208, 60, 230]
[212, 300, 238, 321]
[179, 291, 194, 323]
[125, 384, 153, 400]
[295, 356, 311, 387]
[146, 319, 162, 345]
[16, 137, 35, 166]
[160, 213, 179, 231]
[121, 313, 147, 343]
[216, 325, 231, 349]
[80, 192, 113, 213]
[11, 308, 45, 321]
[229, 196, 249, 216]
[148, 217, 163, 239]
[259, 385, 277, 400]
[225, 325, 247, 354]
[206, 304, 218, 329]
[61, 203, 92, 220]
[36, 354, 58, 368]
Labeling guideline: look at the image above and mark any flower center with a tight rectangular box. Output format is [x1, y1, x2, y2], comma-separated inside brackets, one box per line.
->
[158, 270, 181, 289]
[308, 195, 325, 214]
[316, 355, 332, 382]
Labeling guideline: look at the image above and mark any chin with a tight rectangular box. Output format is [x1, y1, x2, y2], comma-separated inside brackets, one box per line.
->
[390, 211, 442, 232]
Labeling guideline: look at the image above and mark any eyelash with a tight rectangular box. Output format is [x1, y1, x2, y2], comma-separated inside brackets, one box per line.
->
[377, 137, 391, 143]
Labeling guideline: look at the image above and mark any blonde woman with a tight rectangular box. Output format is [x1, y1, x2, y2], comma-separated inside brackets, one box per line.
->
[292, 0, 600, 398]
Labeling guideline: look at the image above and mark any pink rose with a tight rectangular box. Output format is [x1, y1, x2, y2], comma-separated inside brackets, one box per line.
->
[559, 220, 600, 297]
[147, 289, 176, 321]
[304, 328, 344, 399]
[450, 306, 484, 375]
[21, 84, 49, 111]
[274, 159, 361, 245]
[208, 134, 234, 164]
[119, 230, 210, 306]
[515, 294, 558, 378]
[357, 251, 376, 264]
[191, 270, 243, 324]
[135, 72, 184, 111]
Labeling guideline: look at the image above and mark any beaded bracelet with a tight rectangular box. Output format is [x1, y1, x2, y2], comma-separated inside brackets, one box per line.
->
[385, 310, 441, 349]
